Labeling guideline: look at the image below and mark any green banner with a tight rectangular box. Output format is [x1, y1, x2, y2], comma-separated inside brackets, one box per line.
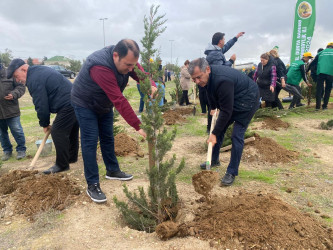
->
[290, 0, 316, 63]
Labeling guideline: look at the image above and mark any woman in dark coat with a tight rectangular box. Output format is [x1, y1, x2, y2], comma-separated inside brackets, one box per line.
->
[253, 53, 277, 108]
[269, 49, 287, 109]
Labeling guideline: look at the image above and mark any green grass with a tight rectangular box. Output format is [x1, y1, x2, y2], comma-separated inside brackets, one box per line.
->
[239, 169, 282, 184]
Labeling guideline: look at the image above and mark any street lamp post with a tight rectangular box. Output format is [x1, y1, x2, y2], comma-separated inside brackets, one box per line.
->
[169, 40, 174, 65]
[99, 18, 108, 47]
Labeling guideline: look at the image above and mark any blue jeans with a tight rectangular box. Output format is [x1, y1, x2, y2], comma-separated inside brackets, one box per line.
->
[73, 105, 120, 185]
[0, 116, 26, 153]
[137, 84, 145, 113]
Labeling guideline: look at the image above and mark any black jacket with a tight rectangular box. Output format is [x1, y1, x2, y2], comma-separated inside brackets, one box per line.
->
[206, 65, 259, 136]
[0, 66, 25, 119]
[273, 57, 287, 80]
[71, 45, 130, 114]
[26, 66, 73, 127]
[256, 57, 275, 102]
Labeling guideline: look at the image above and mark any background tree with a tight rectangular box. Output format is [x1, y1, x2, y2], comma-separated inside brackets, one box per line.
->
[0, 49, 13, 67]
[27, 57, 34, 66]
[41, 56, 48, 65]
[69, 59, 82, 72]
[113, 5, 185, 233]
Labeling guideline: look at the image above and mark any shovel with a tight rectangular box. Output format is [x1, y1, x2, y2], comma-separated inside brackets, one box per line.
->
[29, 130, 51, 169]
[206, 111, 218, 170]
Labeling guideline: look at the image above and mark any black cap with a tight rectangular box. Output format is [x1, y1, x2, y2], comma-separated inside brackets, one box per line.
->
[7, 58, 25, 79]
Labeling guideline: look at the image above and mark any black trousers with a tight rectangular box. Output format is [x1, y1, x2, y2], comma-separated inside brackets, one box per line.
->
[271, 85, 284, 109]
[289, 85, 302, 108]
[51, 106, 79, 169]
[199, 87, 209, 113]
[316, 73, 333, 109]
[179, 90, 190, 105]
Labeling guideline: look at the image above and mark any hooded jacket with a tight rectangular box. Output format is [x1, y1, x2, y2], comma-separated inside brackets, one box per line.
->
[204, 37, 237, 67]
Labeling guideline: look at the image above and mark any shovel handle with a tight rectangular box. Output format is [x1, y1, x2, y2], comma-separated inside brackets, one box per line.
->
[30, 130, 51, 168]
[206, 111, 218, 170]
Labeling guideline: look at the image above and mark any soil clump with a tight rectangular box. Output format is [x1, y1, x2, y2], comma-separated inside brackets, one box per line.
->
[163, 110, 186, 125]
[192, 171, 219, 200]
[177, 192, 333, 249]
[261, 117, 289, 130]
[243, 134, 299, 163]
[0, 170, 81, 219]
[114, 133, 142, 157]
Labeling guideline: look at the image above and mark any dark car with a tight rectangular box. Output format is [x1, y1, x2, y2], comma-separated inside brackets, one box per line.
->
[46, 65, 76, 79]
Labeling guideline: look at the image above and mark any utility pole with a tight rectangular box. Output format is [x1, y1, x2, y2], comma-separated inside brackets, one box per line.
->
[169, 40, 174, 65]
[99, 18, 108, 47]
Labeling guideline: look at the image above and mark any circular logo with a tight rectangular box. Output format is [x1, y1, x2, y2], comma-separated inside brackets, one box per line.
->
[298, 1, 312, 19]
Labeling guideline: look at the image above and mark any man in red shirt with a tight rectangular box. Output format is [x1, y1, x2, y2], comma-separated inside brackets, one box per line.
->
[72, 39, 156, 203]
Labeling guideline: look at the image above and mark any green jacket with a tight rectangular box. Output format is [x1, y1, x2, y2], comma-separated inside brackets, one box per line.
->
[317, 48, 333, 75]
[286, 60, 305, 86]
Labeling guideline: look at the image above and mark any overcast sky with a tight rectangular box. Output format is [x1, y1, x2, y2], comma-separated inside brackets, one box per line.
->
[0, 0, 331, 66]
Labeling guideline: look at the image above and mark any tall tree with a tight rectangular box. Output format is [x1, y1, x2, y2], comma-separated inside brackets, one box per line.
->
[0, 49, 13, 67]
[113, 5, 185, 233]
[27, 57, 34, 66]
[69, 59, 82, 72]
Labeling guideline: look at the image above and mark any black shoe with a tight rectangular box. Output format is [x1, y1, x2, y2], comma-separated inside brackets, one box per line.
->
[16, 151, 26, 160]
[186, 102, 193, 105]
[180, 104, 186, 106]
[43, 165, 69, 174]
[296, 103, 305, 107]
[200, 161, 220, 170]
[1, 152, 12, 161]
[221, 173, 235, 186]
[87, 183, 107, 203]
[106, 170, 133, 181]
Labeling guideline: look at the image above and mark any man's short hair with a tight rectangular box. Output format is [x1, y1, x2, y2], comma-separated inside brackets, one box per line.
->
[114, 39, 140, 60]
[188, 58, 209, 75]
[212, 32, 225, 45]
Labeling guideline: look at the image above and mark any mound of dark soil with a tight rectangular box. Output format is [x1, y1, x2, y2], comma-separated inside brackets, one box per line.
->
[176, 107, 193, 116]
[243, 134, 299, 163]
[261, 117, 289, 130]
[0, 170, 81, 219]
[177, 192, 333, 249]
[163, 110, 186, 125]
[114, 133, 142, 157]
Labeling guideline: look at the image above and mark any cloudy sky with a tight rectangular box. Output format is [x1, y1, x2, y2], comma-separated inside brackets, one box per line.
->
[0, 0, 331, 65]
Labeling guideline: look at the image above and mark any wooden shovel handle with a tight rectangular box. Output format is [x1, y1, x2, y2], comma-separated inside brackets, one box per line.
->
[30, 130, 51, 168]
[206, 111, 218, 170]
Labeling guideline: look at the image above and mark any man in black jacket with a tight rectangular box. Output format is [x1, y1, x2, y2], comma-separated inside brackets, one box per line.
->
[0, 61, 26, 161]
[7, 59, 79, 174]
[189, 58, 259, 186]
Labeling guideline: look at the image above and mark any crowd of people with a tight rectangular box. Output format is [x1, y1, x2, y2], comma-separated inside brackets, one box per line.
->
[0, 34, 332, 202]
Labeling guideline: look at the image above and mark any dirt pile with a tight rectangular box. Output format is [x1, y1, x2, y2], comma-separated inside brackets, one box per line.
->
[243, 134, 299, 163]
[261, 117, 289, 130]
[177, 192, 333, 249]
[163, 110, 186, 125]
[114, 133, 143, 157]
[176, 107, 193, 116]
[0, 170, 81, 219]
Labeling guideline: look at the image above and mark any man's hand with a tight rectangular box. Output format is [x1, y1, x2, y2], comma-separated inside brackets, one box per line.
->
[230, 54, 236, 62]
[236, 32, 245, 38]
[207, 133, 217, 147]
[150, 85, 158, 98]
[4, 94, 13, 100]
[43, 125, 51, 134]
[270, 86, 275, 93]
[307, 82, 312, 87]
[281, 78, 286, 88]
[137, 129, 146, 139]
[210, 109, 217, 116]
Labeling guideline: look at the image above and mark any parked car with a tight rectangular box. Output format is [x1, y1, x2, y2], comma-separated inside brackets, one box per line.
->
[46, 65, 76, 79]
